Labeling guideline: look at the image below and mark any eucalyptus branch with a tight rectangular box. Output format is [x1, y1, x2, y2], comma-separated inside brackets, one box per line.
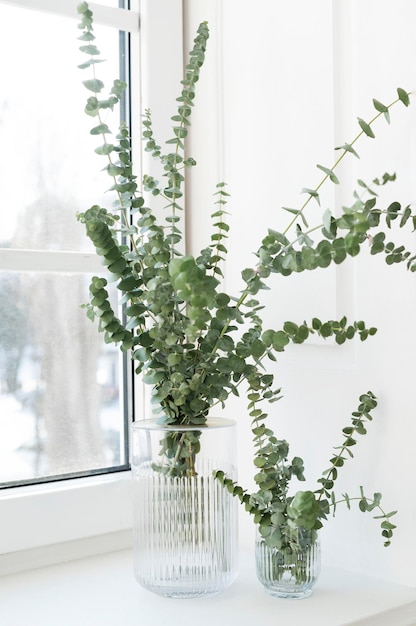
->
[215, 390, 396, 549]
[330, 490, 397, 547]
[282, 89, 411, 235]
[280, 173, 400, 256]
[262, 316, 377, 353]
[77, 2, 137, 235]
[316, 392, 378, 499]
[312, 392, 397, 546]
[208, 182, 230, 277]
[158, 21, 209, 254]
[81, 275, 134, 350]
[77, 2, 162, 342]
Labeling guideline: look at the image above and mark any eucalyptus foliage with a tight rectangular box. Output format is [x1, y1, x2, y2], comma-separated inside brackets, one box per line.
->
[215, 391, 397, 551]
[76, 3, 411, 538]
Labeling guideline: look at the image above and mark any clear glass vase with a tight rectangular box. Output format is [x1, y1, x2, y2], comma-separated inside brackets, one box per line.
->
[132, 417, 238, 598]
[255, 527, 320, 599]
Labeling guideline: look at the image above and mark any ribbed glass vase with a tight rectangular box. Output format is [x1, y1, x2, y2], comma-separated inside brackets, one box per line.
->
[255, 527, 320, 599]
[132, 417, 238, 598]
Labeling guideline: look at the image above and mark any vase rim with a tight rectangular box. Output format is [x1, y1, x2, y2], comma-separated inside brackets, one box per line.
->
[132, 416, 236, 431]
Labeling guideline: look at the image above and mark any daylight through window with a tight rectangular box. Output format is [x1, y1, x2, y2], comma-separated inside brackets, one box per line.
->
[0, 1, 132, 487]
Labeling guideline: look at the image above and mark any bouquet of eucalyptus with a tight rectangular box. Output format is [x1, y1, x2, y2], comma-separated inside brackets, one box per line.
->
[76, 1, 411, 540]
[215, 390, 397, 552]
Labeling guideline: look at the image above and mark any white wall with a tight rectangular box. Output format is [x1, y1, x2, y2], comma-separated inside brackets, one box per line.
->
[183, 0, 416, 586]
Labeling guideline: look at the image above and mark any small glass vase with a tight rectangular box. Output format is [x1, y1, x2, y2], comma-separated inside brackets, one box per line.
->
[132, 417, 238, 598]
[255, 527, 321, 599]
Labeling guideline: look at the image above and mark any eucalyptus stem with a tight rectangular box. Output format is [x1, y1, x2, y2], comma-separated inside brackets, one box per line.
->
[282, 91, 411, 236]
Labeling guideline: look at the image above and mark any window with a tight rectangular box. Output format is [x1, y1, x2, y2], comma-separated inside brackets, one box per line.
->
[0, 0, 184, 571]
[0, 2, 131, 487]
[0, 0, 141, 568]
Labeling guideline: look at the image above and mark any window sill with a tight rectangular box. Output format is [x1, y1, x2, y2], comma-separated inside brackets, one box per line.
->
[1, 547, 415, 626]
[0, 471, 133, 571]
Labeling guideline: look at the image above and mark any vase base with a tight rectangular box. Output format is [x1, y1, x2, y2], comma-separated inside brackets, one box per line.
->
[136, 578, 234, 599]
[264, 587, 313, 600]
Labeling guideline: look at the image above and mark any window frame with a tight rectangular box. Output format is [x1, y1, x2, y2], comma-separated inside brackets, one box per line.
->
[0, 0, 184, 574]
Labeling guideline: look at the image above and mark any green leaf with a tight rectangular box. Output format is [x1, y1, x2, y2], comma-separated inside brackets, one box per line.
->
[108, 257, 126, 274]
[335, 143, 360, 159]
[78, 59, 104, 69]
[357, 178, 377, 196]
[373, 98, 390, 123]
[312, 318, 321, 330]
[370, 233, 385, 255]
[296, 224, 314, 247]
[77, 2, 90, 14]
[167, 353, 182, 366]
[301, 188, 321, 205]
[90, 123, 111, 135]
[373, 172, 396, 186]
[111, 79, 127, 98]
[322, 209, 332, 233]
[283, 207, 309, 228]
[397, 87, 410, 106]
[79, 44, 100, 56]
[317, 164, 339, 184]
[95, 143, 114, 155]
[82, 78, 104, 93]
[105, 163, 124, 176]
[386, 201, 401, 227]
[357, 117, 375, 138]
[283, 321, 298, 336]
[78, 32, 95, 43]
[301, 246, 318, 270]
[316, 240, 332, 267]
[294, 325, 309, 343]
[400, 205, 412, 227]
[271, 331, 290, 352]
[251, 339, 266, 360]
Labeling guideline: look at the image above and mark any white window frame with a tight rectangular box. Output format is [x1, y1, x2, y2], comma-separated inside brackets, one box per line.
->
[0, 0, 184, 574]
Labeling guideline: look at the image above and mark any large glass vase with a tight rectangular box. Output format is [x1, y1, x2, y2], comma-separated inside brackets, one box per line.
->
[132, 417, 238, 598]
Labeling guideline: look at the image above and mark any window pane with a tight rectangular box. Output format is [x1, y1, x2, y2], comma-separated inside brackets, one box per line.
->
[0, 271, 127, 485]
[0, 4, 120, 251]
[0, 3, 130, 486]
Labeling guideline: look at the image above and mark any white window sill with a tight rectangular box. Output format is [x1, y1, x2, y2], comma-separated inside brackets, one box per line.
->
[0, 471, 133, 563]
[1, 547, 415, 626]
